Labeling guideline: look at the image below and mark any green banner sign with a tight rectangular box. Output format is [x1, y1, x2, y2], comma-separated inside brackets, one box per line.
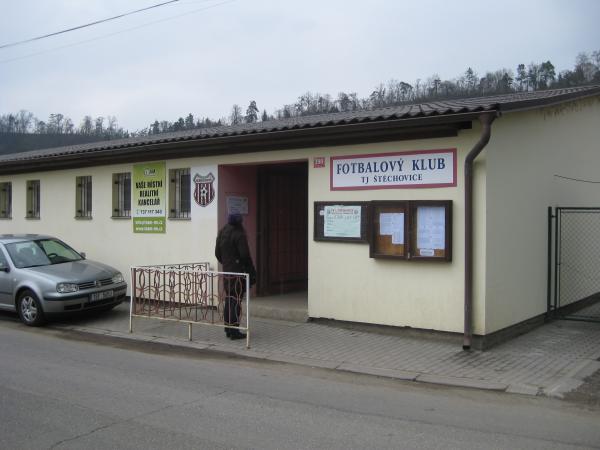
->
[132, 162, 166, 233]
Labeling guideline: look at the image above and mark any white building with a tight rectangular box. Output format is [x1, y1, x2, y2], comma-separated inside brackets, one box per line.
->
[1, 85, 599, 348]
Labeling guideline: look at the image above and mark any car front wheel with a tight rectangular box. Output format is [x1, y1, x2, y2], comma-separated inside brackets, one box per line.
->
[17, 290, 45, 326]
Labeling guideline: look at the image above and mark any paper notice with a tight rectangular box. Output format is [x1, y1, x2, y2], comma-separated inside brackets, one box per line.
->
[380, 213, 404, 244]
[417, 206, 445, 250]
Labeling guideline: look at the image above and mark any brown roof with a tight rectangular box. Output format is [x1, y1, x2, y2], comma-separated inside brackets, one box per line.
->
[1, 85, 599, 174]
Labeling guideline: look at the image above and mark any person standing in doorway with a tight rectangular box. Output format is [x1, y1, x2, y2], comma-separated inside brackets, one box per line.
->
[215, 213, 256, 340]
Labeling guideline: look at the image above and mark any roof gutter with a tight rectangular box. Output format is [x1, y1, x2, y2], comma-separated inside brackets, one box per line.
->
[463, 111, 497, 350]
[0, 113, 476, 176]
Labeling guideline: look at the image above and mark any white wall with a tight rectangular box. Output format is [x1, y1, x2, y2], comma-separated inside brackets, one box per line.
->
[0, 130, 487, 334]
[307, 130, 486, 334]
[0, 152, 312, 295]
[484, 97, 600, 333]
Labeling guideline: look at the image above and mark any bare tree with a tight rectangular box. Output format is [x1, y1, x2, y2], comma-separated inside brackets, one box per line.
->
[0, 114, 16, 133]
[527, 63, 541, 90]
[539, 61, 556, 88]
[369, 83, 386, 108]
[34, 119, 47, 134]
[230, 104, 243, 125]
[159, 121, 170, 133]
[48, 113, 64, 134]
[64, 118, 74, 134]
[337, 92, 351, 112]
[515, 64, 528, 91]
[107, 116, 118, 135]
[94, 117, 104, 136]
[575, 52, 597, 82]
[80, 116, 93, 135]
[15, 110, 34, 133]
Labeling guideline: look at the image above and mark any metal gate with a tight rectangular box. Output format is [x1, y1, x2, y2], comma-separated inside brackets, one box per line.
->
[548, 207, 600, 321]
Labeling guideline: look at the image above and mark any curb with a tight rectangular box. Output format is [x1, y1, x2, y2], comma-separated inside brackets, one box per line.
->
[51, 323, 519, 395]
[546, 359, 600, 399]
[415, 374, 508, 391]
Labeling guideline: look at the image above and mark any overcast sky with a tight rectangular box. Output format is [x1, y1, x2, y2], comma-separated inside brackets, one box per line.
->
[1, 0, 599, 131]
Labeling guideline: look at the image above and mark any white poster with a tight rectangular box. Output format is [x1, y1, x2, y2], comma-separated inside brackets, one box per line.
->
[417, 206, 445, 250]
[191, 165, 218, 220]
[331, 149, 456, 190]
[324, 205, 361, 238]
[227, 195, 248, 215]
[379, 213, 404, 244]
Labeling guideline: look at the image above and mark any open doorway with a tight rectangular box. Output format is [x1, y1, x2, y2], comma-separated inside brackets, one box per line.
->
[218, 160, 308, 318]
[257, 161, 308, 296]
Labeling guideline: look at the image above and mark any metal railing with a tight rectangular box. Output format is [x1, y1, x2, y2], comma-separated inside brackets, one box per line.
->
[129, 262, 250, 347]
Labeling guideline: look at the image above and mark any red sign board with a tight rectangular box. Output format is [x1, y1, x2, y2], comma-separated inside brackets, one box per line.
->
[313, 157, 326, 168]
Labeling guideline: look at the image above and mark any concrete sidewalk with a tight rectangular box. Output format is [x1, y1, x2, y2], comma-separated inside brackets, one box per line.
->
[53, 303, 600, 400]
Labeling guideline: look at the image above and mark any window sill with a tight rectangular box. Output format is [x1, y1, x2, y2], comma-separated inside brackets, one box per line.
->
[75, 216, 93, 220]
[25, 217, 40, 220]
[168, 217, 191, 221]
[0, 217, 12, 220]
[111, 216, 131, 220]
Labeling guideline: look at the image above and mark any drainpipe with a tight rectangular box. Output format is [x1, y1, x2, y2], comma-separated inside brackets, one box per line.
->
[463, 112, 497, 350]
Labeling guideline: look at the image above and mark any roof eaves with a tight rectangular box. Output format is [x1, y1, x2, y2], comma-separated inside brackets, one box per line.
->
[0, 112, 481, 174]
[498, 86, 600, 113]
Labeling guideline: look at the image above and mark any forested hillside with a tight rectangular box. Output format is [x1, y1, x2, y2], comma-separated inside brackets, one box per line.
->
[1, 50, 598, 154]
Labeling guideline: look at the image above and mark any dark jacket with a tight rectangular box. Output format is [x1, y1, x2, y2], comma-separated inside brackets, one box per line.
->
[215, 223, 257, 284]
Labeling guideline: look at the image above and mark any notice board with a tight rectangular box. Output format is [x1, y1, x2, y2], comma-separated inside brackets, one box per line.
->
[314, 199, 452, 261]
[370, 201, 408, 258]
[370, 200, 452, 261]
[314, 202, 369, 242]
[409, 200, 452, 260]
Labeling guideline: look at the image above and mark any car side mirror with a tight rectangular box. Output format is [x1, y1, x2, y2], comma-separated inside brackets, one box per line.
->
[80, 252, 86, 259]
[0, 265, 9, 273]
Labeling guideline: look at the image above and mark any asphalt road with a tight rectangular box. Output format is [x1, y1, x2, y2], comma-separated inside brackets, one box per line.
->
[1, 319, 599, 450]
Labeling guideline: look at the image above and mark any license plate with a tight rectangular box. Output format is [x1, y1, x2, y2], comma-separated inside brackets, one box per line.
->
[90, 290, 114, 302]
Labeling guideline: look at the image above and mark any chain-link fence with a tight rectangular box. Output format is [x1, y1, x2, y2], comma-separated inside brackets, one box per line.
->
[550, 207, 600, 321]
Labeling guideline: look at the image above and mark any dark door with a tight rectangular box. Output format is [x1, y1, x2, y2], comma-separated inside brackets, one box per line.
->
[258, 162, 308, 295]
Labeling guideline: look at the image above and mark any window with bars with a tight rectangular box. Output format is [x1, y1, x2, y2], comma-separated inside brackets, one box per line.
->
[112, 172, 131, 218]
[75, 176, 92, 219]
[26, 180, 40, 219]
[0, 182, 11, 219]
[169, 168, 191, 219]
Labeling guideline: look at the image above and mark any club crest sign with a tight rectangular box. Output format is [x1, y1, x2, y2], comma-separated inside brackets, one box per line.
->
[193, 172, 215, 207]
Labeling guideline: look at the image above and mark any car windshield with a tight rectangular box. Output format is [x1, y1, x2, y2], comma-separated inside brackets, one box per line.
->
[5, 239, 83, 269]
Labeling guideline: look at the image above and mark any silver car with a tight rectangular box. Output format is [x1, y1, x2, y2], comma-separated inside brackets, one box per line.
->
[0, 234, 127, 326]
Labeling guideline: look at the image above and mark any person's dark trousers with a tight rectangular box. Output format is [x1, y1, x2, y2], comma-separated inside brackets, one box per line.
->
[223, 276, 246, 339]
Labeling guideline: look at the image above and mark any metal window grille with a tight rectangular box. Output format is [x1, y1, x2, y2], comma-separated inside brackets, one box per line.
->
[0, 182, 11, 219]
[169, 168, 191, 219]
[76, 176, 92, 218]
[26, 180, 40, 219]
[112, 172, 131, 217]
